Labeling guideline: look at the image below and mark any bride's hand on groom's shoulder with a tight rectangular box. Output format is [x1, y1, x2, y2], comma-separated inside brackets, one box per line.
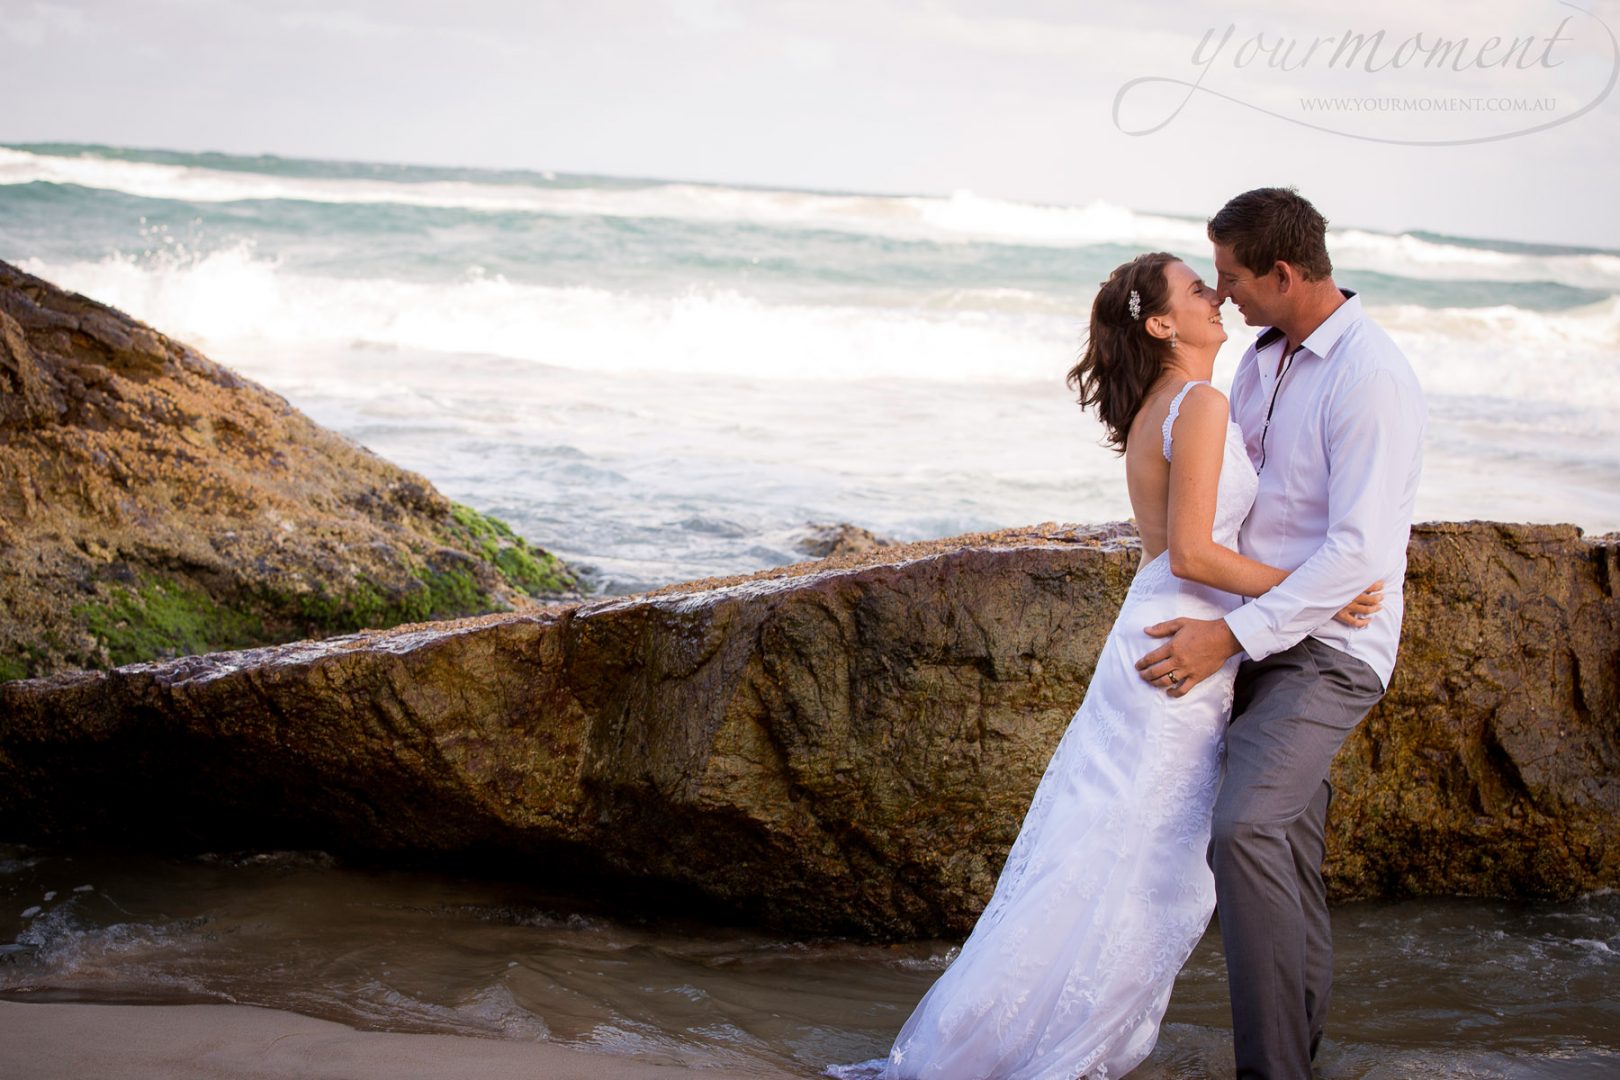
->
[1134, 618, 1243, 698]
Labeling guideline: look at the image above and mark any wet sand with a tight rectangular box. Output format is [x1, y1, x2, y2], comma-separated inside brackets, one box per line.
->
[0, 1001, 790, 1080]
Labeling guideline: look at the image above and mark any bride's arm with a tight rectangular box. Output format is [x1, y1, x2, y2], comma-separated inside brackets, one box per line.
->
[1164, 386, 1373, 616]
[1161, 386, 1285, 597]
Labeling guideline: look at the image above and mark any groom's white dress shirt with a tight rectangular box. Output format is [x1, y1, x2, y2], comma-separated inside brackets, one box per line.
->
[1223, 290, 1426, 689]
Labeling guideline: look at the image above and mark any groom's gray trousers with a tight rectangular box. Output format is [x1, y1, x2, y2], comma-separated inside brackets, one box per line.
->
[1210, 636, 1385, 1080]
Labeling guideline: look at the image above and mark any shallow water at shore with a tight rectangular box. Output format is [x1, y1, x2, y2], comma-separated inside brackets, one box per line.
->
[3, 847, 1616, 1077]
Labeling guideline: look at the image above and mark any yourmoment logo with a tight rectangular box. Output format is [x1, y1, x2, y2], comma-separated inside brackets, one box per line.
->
[1113, 1, 1617, 144]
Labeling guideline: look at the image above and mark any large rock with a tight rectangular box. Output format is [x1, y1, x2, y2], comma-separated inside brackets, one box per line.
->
[795, 521, 895, 559]
[1, 521, 1616, 939]
[0, 261, 579, 682]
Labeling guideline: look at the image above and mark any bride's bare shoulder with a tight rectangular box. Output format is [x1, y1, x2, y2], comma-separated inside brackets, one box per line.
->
[1180, 381, 1229, 411]
[1160, 381, 1228, 425]
[1164, 383, 1230, 455]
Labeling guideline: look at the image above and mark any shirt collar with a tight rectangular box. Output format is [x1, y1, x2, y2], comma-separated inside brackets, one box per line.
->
[1298, 289, 1361, 359]
[1251, 288, 1361, 360]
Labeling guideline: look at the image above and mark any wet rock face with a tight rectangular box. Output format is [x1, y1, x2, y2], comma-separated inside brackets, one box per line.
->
[3, 521, 1615, 939]
[1326, 522, 1620, 901]
[0, 261, 577, 682]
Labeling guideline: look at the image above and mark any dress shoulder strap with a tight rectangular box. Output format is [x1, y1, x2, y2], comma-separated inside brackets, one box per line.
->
[1160, 380, 1210, 463]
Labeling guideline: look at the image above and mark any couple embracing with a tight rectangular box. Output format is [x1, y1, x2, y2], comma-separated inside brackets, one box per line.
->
[836, 187, 1426, 1079]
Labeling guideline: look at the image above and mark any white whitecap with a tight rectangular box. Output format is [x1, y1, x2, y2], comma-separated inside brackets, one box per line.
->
[18, 248, 1078, 384]
[9, 146, 1616, 290]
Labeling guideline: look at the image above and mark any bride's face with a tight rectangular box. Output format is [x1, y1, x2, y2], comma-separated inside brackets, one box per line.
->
[1156, 260, 1226, 351]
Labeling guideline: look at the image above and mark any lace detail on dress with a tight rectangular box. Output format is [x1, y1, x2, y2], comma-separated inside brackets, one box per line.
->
[1160, 380, 1208, 463]
[1126, 550, 1172, 603]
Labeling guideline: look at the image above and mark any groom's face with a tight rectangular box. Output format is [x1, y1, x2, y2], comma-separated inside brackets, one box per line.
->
[1212, 243, 1279, 328]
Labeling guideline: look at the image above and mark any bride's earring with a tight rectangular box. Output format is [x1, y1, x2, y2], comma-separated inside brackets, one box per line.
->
[1169, 327, 1179, 349]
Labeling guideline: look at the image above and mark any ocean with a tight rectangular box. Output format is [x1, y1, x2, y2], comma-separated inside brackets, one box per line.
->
[4, 143, 1620, 1073]
[3, 142, 1617, 595]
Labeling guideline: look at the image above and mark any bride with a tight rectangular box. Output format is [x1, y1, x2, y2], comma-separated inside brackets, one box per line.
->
[830, 252, 1379, 1080]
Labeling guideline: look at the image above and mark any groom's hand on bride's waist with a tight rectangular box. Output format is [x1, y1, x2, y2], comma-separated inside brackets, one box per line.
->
[1135, 618, 1243, 698]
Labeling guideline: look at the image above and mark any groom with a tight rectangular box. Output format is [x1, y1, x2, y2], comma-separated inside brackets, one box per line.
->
[1135, 187, 1426, 1078]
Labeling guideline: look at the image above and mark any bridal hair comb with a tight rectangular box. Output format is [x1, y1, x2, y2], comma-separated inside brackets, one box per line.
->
[1128, 290, 1142, 321]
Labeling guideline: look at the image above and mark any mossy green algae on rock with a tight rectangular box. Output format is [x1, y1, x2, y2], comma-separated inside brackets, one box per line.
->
[70, 576, 267, 667]
[0, 259, 582, 682]
[443, 502, 576, 598]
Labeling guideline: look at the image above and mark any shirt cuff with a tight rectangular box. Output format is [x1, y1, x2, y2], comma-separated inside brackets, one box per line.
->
[1222, 603, 1271, 663]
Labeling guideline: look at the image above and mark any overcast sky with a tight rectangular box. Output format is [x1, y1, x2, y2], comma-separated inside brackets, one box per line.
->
[7, 0, 1619, 248]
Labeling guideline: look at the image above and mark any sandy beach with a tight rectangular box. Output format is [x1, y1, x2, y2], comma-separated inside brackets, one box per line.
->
[0, 1001, 791, 1080]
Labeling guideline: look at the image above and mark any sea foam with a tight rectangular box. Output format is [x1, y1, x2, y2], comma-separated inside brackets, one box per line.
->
[5, 146, 1618, 289]
[19, 248, 1072, 383]
[20, 247, 1618, 407]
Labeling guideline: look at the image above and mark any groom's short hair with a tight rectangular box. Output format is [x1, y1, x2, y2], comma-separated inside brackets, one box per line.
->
[1208, 188, 1333, 281]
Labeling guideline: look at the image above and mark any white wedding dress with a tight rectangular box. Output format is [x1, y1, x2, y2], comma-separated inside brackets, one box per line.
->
[831, 382, 1260, 1080]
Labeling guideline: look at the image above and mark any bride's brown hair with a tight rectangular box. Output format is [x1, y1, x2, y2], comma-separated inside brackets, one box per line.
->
[1066, 252, 1178, 453]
